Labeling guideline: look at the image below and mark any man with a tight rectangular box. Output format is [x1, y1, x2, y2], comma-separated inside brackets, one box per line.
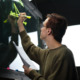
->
[17, 13, 79, 80]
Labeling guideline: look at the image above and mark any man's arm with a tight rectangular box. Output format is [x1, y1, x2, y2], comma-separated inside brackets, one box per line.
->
[23, 65, 45, 80]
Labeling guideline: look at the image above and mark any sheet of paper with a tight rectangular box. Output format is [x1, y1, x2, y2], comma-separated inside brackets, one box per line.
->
[13, 41, 38, 70]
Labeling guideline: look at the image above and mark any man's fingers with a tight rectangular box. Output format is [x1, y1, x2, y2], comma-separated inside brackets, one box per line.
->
[20, 12, 26, 15]
[23, 65, 28, 69]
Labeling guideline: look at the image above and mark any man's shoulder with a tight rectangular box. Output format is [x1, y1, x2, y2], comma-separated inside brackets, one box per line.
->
[56, 45, 73, 60]
[61, 45, 75, 61]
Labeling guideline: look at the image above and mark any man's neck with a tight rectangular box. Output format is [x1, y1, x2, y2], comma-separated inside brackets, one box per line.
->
[45, 37, 62, 49]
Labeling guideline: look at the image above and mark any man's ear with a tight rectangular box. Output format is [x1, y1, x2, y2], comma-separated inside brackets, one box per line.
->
[47, 28, 52, 35]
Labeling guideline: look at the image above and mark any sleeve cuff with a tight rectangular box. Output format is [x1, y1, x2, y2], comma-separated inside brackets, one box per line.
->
[19, 30, 27, 39]
[28, 70, 42, 80]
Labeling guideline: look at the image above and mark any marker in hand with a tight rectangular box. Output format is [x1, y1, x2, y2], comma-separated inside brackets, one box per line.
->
[18, 14, 31, 19]
[9, 11, 31, 19]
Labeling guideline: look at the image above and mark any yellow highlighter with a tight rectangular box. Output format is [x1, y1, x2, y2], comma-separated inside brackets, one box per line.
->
[10, 11, 31, 19]
[18, 14, 31, 19]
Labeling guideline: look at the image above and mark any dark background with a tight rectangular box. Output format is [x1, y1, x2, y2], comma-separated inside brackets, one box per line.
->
[32, 0, 80, 26]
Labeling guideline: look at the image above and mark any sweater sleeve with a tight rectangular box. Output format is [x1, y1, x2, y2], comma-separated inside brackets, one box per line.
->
[28, 70, 45, 80]
[19, 30, 48, 65]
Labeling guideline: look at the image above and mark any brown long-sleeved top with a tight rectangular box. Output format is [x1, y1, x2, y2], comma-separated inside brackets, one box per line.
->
[20, 30, 79, 80]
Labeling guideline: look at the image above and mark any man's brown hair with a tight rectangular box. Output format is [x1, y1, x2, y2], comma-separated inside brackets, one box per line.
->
[46, 13, 68, 43]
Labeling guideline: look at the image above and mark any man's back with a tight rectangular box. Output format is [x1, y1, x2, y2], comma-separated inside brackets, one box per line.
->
[39, 45, 79, 80]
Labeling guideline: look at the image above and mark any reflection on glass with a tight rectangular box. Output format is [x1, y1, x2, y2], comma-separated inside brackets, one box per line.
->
[0, 0, 40, 70]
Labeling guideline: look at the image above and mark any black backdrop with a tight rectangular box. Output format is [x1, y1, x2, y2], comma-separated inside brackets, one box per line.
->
[32, 0, 80, 26]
